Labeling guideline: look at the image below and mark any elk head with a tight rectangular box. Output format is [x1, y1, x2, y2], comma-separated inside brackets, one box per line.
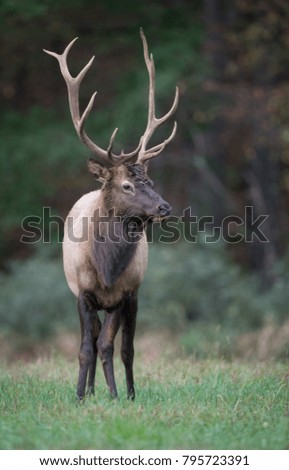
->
[87, 159, 171, 224]
[44, 29, 178, 223]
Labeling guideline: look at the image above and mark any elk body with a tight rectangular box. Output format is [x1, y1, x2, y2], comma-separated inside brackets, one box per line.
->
[44, 30, 178, 400]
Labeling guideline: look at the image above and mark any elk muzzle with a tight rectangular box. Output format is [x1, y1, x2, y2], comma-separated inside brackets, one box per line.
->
[157, 202, 172, 217]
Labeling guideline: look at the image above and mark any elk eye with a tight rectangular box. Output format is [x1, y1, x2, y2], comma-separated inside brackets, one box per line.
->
[122, 182, 134, 193]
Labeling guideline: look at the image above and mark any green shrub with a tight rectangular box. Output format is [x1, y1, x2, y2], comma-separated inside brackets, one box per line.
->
[0, 247, 77, 340]
[139, 240, 273, 330]
[1, 239, 289, 347]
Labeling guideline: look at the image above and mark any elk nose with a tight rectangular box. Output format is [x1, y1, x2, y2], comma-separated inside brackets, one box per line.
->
[157, 202, 172, 217]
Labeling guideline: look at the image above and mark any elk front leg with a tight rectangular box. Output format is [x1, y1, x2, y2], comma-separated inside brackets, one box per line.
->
[77, 292, 101, 400]
[97, 307, 121, 399]
[121, 292, 138, 400]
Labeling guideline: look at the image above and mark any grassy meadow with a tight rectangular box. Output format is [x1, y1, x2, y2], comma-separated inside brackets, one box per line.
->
[0, 334, 288, 450]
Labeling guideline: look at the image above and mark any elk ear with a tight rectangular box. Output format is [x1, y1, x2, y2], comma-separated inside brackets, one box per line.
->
[87, 158, 110, 183]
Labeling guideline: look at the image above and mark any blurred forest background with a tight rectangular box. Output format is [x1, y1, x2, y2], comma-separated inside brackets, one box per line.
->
[1, 0, 289, 361]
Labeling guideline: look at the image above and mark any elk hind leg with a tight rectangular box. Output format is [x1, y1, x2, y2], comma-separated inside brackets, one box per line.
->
[97, 308, 121, 399]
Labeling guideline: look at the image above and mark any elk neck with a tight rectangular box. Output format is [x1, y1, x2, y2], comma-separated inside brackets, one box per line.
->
[91, 191, 145, 289]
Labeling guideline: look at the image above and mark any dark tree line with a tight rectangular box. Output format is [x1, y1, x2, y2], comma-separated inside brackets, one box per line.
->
[198, 0, 289, 283]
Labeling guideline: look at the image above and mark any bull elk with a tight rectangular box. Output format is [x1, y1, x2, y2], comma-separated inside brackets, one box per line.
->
[44, 30, 178, 400]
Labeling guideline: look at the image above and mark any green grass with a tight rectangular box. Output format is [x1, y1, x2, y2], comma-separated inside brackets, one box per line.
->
[0, 352, 288, 450]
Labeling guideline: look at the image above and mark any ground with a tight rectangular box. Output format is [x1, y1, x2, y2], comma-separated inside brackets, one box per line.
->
[0, 332, 288, 450]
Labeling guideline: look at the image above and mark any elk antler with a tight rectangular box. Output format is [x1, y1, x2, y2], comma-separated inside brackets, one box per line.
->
[43, 38, 141, 165]
[136, 28, 179, 165]
[44, 31, 178, 166]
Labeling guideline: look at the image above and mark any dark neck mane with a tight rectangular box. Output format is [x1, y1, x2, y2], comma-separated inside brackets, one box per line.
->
[92, 212, 144, 288]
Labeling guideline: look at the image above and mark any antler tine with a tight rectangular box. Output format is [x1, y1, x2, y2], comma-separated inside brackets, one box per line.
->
[107, 127, 119, 160]
[137, 29, 178, 165]
[141, 121, 177, 160]
[44, 38, 141, 165]
[140, 28, 156, 123]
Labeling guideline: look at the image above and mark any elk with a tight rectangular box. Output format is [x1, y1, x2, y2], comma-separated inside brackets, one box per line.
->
[44, 30, 178, 400]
